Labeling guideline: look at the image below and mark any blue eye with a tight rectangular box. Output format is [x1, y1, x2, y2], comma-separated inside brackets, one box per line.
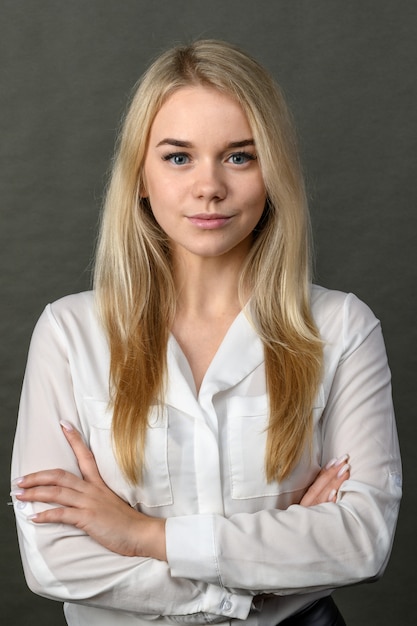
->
[228, 152, 256, 165]
[163, 152, 190, 165]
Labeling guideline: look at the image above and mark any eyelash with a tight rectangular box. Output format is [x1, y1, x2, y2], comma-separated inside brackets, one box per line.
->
[161, 151, 257, 165]
[228, 152, 257, 165]
[162, 152, 190, 165]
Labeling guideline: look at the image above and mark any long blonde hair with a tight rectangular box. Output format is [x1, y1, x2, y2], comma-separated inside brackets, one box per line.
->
[94, 40, 322, 483]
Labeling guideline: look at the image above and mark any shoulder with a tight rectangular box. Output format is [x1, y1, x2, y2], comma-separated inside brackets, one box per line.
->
[47, 290, 96, 324]
[25, 292, 111, 402]
[34, 291, 101, 344]
[311, 284, 379, 323]
[311, 284, 381, 351]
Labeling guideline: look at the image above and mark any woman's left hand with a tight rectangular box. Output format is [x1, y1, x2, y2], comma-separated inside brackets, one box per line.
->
[12, 422, 167, 560]
[300, 454, 350, 507]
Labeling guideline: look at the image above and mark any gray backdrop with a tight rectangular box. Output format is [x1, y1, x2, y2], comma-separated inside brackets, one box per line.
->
[1, 1, 415, 624]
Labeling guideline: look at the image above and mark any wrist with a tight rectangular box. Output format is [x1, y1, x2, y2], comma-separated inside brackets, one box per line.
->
[137, 516, 167, 561]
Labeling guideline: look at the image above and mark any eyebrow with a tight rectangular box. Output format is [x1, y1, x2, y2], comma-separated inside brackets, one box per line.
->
[156, 138, 255, 148]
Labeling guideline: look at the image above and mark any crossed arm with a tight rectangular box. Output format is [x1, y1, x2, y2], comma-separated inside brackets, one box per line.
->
[11, 294, 402, 617]
[12, 421, 350, 561]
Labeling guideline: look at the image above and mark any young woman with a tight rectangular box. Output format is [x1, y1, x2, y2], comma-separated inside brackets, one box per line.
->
[11, 40, 401, 625]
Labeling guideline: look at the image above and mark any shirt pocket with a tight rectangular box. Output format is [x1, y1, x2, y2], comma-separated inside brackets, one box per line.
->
[84, 399, 173, 508]
[226, 395, 323, 500]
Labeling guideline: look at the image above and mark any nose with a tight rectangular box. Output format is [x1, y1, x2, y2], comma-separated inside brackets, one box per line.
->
[191, 161, 227, 202]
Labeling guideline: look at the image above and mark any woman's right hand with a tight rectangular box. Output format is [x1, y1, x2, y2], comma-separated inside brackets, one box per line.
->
[300, 454, 350, 507]
[13, 422, 167, 560]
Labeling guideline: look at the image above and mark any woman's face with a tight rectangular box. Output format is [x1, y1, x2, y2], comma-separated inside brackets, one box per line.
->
[142, 86, 266, 264]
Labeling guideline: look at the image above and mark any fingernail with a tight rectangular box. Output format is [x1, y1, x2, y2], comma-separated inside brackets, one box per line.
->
[11, 477, 24, 486]
[27, 513, 38, 521]
[17, 501, 27, 510]
[328, 489, 337, 501]
[335, 454, 349, 467]
[10, 489, 25, 497]
[325, 458, 337, 470]
[60, 420, 74, 431]
[337, 463, 350, 478]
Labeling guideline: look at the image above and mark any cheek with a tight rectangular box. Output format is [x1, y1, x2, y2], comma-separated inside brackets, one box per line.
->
[246, 183, 267, 221]
[147, 174, 179, 207]
[246, 172, 266, 201]
[148, 202, 167, 229]
[146, 187, 177, 233]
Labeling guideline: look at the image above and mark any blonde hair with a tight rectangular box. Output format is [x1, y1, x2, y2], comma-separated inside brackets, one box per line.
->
[94, 40, 322, 483]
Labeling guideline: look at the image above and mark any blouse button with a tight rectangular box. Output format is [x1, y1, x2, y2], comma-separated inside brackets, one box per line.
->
[221, 599, 232, 612]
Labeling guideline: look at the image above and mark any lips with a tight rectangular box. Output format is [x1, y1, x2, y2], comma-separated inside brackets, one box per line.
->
[187, 213, 233, 229]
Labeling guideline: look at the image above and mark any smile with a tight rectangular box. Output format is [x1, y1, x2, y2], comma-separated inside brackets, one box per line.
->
[187, 214, 233, 229]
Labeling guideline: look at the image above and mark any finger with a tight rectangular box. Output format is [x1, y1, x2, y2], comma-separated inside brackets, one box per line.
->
[60, 421, 103, 485]
[14, 483, 89, 509]
[321, 454, 350, 485]
[300, 454, 350, 506]
[328, 460, 351, 491]
[334, 462, 350, 483]
[325, 453, 349, 472]
[28, 507, 73, 525]
[322, 463, 351, 503]
[28, 505, 90, 528]
[13, 468, 85, 492]
[303, 455, 349, 500]
[11, 469, 90, 509]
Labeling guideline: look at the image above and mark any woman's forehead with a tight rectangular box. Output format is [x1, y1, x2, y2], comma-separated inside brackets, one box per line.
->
[148, 86, 253, 143]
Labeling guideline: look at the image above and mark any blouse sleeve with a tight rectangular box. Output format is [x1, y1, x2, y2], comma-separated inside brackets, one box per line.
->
[165, 293, 402, 595]
[11, 306, 252, 620]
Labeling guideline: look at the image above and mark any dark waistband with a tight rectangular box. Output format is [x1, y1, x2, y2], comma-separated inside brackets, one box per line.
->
[278, 596, 346, 626]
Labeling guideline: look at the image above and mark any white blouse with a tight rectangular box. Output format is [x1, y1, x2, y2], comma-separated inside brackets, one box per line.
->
[11, 285, 402, 626]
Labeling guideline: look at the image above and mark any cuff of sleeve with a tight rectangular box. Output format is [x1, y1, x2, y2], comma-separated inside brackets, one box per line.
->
[166, 514, 220, 584]
[166, 515, 252, 620]
[202, 585, 253, 621]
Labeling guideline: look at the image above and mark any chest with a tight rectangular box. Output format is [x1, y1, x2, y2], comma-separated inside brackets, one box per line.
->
[83, 372, 323, 517]
[171, 313, 240, 393]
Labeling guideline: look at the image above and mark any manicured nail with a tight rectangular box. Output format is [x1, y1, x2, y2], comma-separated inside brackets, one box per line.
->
[27, 513, 38, 521]
[11, 477, 24, 486]
[337, 463, 350, 478]
[328, 489, 337, 501]
[335, 454, 349, 467]
[325, 458, 337, 470]
[16, 501, 27, 510]
[60, 420, 74, 432]
[10, 489, 25, 497]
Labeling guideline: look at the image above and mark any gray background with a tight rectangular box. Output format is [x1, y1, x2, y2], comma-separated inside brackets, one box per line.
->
[1, 1, 415, 624]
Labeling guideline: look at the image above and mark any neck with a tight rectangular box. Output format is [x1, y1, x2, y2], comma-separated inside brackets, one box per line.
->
[172, 252, 248, 318]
